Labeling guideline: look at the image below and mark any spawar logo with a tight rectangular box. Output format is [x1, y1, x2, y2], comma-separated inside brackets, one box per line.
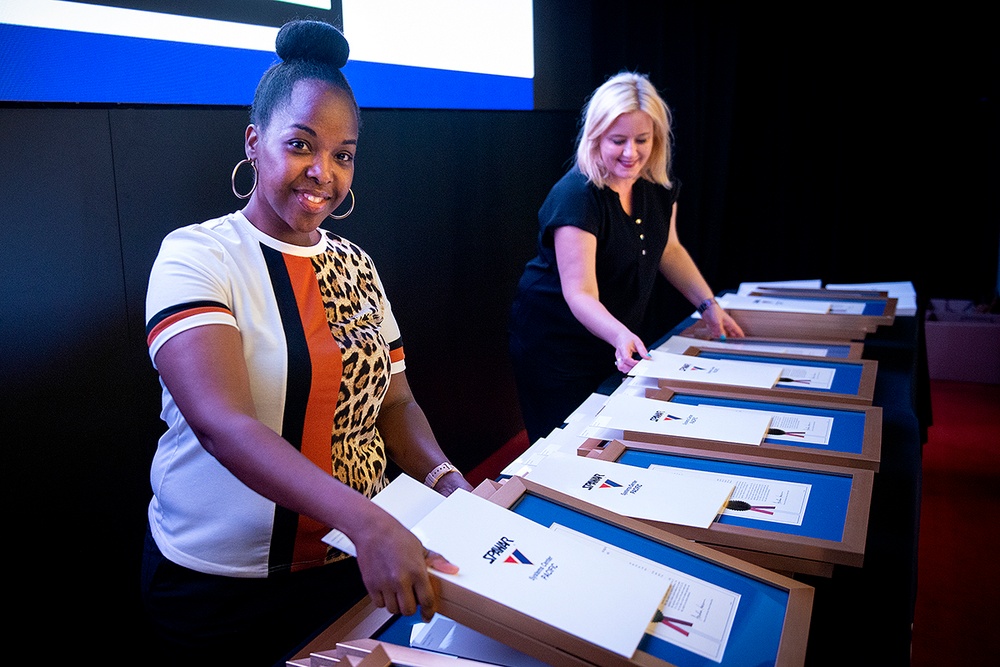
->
[678, 363, 708, 372]
[679, 362, 718, 375]
[505, 549, 533, 564]
[483, 536, 531, 565]
[582, 473, 622, 490]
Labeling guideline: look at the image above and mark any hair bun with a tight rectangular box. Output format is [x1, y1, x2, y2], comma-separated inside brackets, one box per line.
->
[275, 20, 350, 69]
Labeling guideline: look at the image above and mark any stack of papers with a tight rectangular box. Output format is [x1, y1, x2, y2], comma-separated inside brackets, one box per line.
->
[735, 278, 917, 316]
[499, 428, 588, 478]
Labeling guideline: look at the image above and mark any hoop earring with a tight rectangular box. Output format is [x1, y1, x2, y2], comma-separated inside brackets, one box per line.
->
[329, 188, 355, 220]
[231, 158, 257, 199]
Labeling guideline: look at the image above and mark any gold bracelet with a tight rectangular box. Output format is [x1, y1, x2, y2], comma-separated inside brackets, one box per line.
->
[424, 461, 459, 488]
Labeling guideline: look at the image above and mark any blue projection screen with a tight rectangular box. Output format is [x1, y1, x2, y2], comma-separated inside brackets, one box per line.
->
[0, 0, 534, 109]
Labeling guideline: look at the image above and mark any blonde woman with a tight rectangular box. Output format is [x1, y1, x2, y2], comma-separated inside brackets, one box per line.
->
[509, 71, 743, 443]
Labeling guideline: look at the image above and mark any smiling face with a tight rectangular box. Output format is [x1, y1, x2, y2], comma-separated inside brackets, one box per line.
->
[598, 110, 654, 191]
[243, 78, 358, 246]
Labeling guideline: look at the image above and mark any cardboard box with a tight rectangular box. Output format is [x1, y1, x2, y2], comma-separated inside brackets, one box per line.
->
[925, 300, 1000, 383]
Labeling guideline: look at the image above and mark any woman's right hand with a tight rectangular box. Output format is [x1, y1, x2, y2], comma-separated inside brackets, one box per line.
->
[351, 509, 458, 621]
[613, 331, 651, 374]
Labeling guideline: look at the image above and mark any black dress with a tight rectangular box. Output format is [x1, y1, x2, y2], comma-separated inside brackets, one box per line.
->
[508, 167, 680, 443]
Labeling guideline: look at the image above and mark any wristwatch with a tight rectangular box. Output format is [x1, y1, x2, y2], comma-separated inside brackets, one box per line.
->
[696, 297, 718, 314]
[424, 461, 459, 488]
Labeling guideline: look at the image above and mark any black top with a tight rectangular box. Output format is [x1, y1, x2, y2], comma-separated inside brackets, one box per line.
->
[509, 167, 681, 362]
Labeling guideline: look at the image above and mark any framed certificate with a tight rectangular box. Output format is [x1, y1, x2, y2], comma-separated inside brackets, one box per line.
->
[292, 477, 814, 667]
[580, 385, 882, 471]
[663, 347, 878, 406]
[748, 286, 897, 323]
[715, 289, 896, 341]
[674, 322, 866, 359]
[587, 439, 873, 576]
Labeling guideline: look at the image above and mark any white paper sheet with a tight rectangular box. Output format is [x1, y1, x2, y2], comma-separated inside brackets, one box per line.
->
[827, 300, 867, 315]
[825, 280, 914, 296]
[655, 335, 833, 358]
[554, 524, 740, 663]
[737, 280, 823, 295]
[410, 489, 670, 658]
[582, 392, 773, 445]
[629, 350, 783, 389]
[565, 381, 659, 442]
[563, 392, 612, 425]
[775, 364, 836, 390]
[698, 404, 835, 445]
[649, 464, 811, 526]
[321, 474, 444, 557]
[827, 280, 916, 315]
[522, 454, 735, 529]
[717, 294, 833, 314]
[499, 439, 580, 479]
[411, 614, 550, 666]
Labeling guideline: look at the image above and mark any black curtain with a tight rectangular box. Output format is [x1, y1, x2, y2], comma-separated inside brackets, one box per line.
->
[588, 2, 997, 314]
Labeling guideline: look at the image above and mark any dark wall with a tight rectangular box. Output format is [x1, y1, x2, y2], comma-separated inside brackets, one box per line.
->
[587, 2, 998, 308]
[3, 1, 994, 660]
[1, 104, 578, 658]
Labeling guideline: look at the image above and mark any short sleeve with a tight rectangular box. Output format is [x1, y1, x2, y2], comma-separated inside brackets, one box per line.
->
[368, 261, 406, 375]
[537, 169, 603, 248]
[145, 226, 238, 367]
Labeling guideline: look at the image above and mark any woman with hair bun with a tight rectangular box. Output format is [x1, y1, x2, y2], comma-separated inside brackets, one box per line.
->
[509, 71, 744, 444]
[141, 20, 472, 666]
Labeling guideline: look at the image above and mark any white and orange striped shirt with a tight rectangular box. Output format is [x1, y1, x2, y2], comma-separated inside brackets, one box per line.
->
[145, 211, 404, 577]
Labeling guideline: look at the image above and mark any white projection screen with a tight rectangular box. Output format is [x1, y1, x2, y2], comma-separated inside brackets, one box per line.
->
[0, 0, 534, 109]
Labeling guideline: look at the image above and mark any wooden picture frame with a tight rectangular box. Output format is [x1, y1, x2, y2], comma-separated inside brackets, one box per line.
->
[292, 477, 814, 667]
[299, 638, 506, 667]
[674, 321, 866, 359]
[481, 476, 814, 666]
[578, 385, 882, 471]
[717, 289, 896, 341]
[287, 577, 590, 667]
[749, 286, 896, 318]
[654, 347, 879, 406]
[586, 439, 873, 576]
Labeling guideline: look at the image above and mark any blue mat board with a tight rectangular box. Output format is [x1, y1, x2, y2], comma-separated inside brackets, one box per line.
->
[375, 493, 792, 667]
[668, 393, 868, 454]
[696, 351, 864, 395]
[617, 450, 852, 542]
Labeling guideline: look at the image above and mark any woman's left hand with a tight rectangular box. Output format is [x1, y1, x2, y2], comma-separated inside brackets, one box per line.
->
[702, 303, 745, 339]
[434, 471, 474, 497]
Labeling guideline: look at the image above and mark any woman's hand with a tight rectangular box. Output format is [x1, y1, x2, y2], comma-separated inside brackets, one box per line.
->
[433, 470, 475, 497]
[613, 331, 651, 374]
[352, 509, 458, 621]
[701, 303, 745, 339]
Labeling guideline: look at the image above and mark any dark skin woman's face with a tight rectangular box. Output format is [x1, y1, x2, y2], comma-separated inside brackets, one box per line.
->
[243, 78, 358, 246]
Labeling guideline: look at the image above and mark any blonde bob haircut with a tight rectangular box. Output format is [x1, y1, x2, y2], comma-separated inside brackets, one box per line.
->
[575, 71, 673, 190]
